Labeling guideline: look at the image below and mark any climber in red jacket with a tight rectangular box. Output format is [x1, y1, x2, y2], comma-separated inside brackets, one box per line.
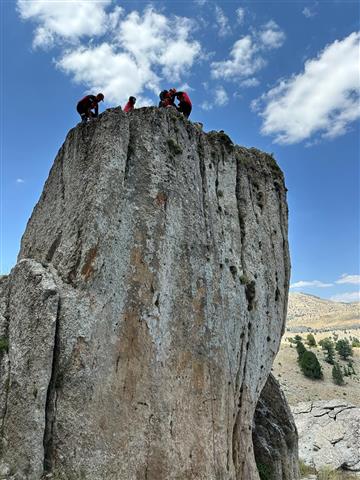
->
[159, 90, 175, 108]
[174, 91, 192, 118]
[76, 93, 104, 122]
[124, 96, 136, 113]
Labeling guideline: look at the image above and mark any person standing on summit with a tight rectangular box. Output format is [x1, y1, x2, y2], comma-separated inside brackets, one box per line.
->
[174, 91, 192, 118]
[76, 93, 104, 122]
[124, 96, 136, 112]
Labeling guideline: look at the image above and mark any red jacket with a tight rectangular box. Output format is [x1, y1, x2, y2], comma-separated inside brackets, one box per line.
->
[124, 101, 134, 113]
[78, 95, 97, 110]
[176, 92, 192, 106]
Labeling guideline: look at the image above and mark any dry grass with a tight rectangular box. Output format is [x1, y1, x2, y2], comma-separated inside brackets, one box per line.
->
[274, 330, 360, 406]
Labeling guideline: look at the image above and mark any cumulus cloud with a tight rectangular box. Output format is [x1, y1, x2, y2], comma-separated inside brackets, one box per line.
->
[330, 291, 360, 303]
[336, 274, 360, 285]
[57, 44, 152, 104]
[240, 78, 260, 88]
[258, 20, 285, 49]
[211, 36, 265, 79]
[200, 85, 229, 110]
[20, 4, 201, 104]
[214, 5, 232, 37]
[253, 32, 360, 144]
[290, 280, 333, 288]
[236, 7, 245, 25]
[303, 6, 317, 18]
[17, 0, 112, 48]
[214, 86, 229, 106]
[211, 20, 284, 80]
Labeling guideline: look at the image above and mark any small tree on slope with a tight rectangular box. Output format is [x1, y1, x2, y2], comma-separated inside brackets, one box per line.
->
[300, 350, 323, 379]
[306, 333, 317, 347]
[332, 363, 344, 385]
[336, 339, 353, 360]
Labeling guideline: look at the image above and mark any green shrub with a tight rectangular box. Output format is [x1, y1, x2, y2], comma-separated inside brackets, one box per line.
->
[336, 339, 353, 360]
[332, 363, 344, 385]
[298, 459, 316, 476]
[306, 333, 317, 347]
[316, 466, 357, 480]
[167, 138, 182, 156]
[296, 340, 307, 361]
[299, 350, 323, 379]
[256, 462, 273, 480]
[0, 336, 9, 354]
[351, 337, 360, 348]
[319, 338, 336, 364]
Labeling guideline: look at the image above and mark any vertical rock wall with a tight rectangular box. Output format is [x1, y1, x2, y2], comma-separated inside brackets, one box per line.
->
[0, 107, 296, 479]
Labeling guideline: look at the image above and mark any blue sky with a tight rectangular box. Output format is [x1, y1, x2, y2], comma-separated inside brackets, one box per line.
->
[1, 0, 359, 302]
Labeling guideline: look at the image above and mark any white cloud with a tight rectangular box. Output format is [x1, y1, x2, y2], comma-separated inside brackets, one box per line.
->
[17, 0, 112, 48]
[258, 20, 285, 49]
[236, 8, 245, 25]
[290, 280, 333, 288]
[303, 6, 317, 18]
[57, 43, 151, 104]
[24, 6, 201, 105]
[214, 5, 232, 37]
[116, 9, 200, 84]
[214, 86, 229, 106]
[330, 291, 360, 303]
[211, 20, 284, 80]
[240, 78, 260, 88]
[211, 35, 266, 79]
[253, 32, 360, 144]
[200, 100, 213, 111]
[16, 178, 25, 184]
[200, 85, 229, 111]
[336, 274, 360, 285]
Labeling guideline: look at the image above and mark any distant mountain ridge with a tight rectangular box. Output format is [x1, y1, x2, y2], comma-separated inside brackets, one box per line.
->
[286, 292, 360, 331]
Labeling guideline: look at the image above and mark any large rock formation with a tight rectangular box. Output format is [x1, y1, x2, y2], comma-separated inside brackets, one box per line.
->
[253, 374, 299, 480]
[293, 400, 360, 474]
[0, 107, 297, 479]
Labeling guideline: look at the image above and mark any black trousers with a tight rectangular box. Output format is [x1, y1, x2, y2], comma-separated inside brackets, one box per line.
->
[177, 101, 192, 118]
[76, 103, 98, 120]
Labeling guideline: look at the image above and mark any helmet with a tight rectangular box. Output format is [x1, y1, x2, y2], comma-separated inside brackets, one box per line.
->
[97, 93, 104, 101]
[129, 96, 136, 103]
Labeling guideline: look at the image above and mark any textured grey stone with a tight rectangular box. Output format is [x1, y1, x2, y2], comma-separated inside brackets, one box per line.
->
[293, 400, 360, 473]
[1, 107, 292, 479]
[253, 374, 300, 480]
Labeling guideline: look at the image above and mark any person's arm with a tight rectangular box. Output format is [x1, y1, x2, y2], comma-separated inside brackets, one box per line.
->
[94, 102, 99, 117]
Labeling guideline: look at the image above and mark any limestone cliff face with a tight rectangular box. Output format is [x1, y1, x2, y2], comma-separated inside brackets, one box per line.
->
[0, 107, 297, 479]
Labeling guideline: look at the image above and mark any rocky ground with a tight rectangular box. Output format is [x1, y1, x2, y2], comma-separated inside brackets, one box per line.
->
[274, 294, 360, 479]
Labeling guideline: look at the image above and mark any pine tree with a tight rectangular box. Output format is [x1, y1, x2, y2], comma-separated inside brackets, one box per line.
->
[336, 339, 353, 360]
[332, 363, 344, 385]
[347, 361, 356, 375]
[306, 333, 317, 347]
[319, 338, 335, 365]
[299, 351, 323, 379]
[296, 340, 306, 362]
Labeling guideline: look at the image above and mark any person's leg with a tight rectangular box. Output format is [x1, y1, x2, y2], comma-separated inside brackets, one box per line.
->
[184, 103, 192, 118]
[179, 101, 192, 118]
[77, 105, 88, 122]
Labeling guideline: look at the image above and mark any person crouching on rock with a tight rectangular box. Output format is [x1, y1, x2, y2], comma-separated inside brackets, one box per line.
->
[76, 93, 104, 123]
[174, 91, 192, 118]
[158, 90, 175, 108]
[124, 96, 136, 113]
